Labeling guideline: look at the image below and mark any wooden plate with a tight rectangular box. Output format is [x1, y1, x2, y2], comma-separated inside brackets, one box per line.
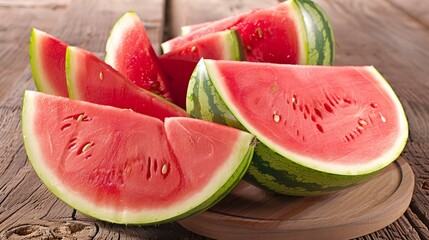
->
[179, 157, 414, 240]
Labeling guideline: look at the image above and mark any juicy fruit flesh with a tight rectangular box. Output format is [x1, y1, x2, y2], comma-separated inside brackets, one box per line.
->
[205, 60, 408, 174]
[67, 46, 188, 120]
[163, 1, 304, 64]
[22, 91, 254, 223]
[105, 12, 171, 99]
[30, 29, 68, 97]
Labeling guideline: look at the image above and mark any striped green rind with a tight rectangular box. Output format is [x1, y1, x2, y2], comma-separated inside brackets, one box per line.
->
[22, 90, 255, 224]
[186, 60, 391, 196]
[247, 143, 376, 196]
[224, 30, 247, 61]
[187, 61, 244, 130]
[296, 0, 335, 65]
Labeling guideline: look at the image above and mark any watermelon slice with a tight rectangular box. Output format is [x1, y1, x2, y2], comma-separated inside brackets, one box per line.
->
[21, 90, 254, 224]
[105, 12, 171, 99]
[29, 28, 68, 97]
[187, 59, 409, 196]
[66, 46, 188, 120]
[162, 0, 334, 65]
[159, 29, 246, 109]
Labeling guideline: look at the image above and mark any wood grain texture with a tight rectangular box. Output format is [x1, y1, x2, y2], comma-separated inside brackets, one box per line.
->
[314, 0, 429, 239]
[165, 0, 279, 38]
[0, 0, 428, 239]
[0, 2, 68, 103]
[180, 158, 414, 240]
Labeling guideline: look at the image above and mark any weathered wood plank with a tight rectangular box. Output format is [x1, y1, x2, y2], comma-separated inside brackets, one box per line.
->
[0, 2, 68, 103]
[0, 0, 428, 239]
[313, 0, 429, 239]
[387, 0, 429, 28]
[0, 0, 186, 239]
[165, 0, 279, 38]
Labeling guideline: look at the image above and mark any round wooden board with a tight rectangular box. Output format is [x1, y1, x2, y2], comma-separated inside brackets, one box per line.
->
[179, 157, 414, 240]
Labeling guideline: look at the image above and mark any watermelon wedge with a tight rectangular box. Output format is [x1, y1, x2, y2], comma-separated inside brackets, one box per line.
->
[159, 30, 246, 109]
[29, 28, 68, 97]
[22, 90, 254, 224]
[162, 0, 334, 65]
[105, 12, 171, 99]
[187, 59, 409, 196]
[66, 46, 188, 120]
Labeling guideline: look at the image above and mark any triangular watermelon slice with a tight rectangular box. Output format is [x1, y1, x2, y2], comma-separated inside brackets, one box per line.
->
[22, 90, 254, 224]
[29, 28, 69, 97]
[187, 59, 409, 195]
[159, 29, 246, 109]
[105, 11, 171, 99]
[162, 0, 334, 65]
[66, 46, 188, 120]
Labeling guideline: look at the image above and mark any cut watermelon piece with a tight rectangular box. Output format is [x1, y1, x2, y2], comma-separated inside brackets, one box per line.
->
[105, 12, 171, 99]
[162, 0, 334, 65]
[29, 28, 68, 97]
[159, 30, 246, 109]
[187, 59, 409, 196]
[22, 90, 254, 224]
[66, 46, 188, 120]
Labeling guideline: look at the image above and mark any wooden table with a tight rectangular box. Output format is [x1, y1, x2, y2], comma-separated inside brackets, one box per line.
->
[0, 0, 428, 239]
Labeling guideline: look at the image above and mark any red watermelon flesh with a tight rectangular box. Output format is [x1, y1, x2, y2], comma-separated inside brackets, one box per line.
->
[66, 46, 188, 120]
[159, 58, 197, 109]
[159, 30, 246, 108]
[202, 60, 408, 174]
[105, 12, 171, 99]
[22, 90, 254, 224]
[162, 1, 303, 64]
[30, 28, 68, 97]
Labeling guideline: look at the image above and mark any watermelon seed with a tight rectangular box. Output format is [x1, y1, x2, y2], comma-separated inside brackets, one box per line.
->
[314, 108, 323, 119]
[357, 126, 365, 133]
[81, 142, 92, 153]
[370, 102, 378, 108]
[324, 103, 333, 113]
[316, 124, 324, 133]
[246, 45, 252, 51]
[77, 114, 84, 122]
[61, 123, 71, 131]
[256, 27, 263, 38]
[191, 46, 197, 52]
[99, 71, 104, 80]
[311, 114, 317, 122]
[379, 112, 387, 123]
[273, 112, 281, 123]
[343, 98, 352, 104]
[161, 163, 169, 175]
[358, 119, 368, 126]
[292, 94, 297, 104]
[305, 105, 310, 114]
[146, 157, 152, 179]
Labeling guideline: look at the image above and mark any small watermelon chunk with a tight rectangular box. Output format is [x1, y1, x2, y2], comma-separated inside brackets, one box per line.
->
[159, 30, 246, 109]
[162, 0, 334, 65]
[187, 59, 409, 196]
[29, 28, 68, 97]
[22, 90, 254, 224]
[105, 12, 171, 99]
[66, 46, 188, 120]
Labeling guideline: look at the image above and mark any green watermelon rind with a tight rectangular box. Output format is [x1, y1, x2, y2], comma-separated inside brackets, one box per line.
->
[186, 59, 409, 196]
[175, 0, 334, 66]
[29, 28, 67, 96]
[22, 90, 255, 224]
[162, 29, 246, 61]
[295, 0, 335, 65]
